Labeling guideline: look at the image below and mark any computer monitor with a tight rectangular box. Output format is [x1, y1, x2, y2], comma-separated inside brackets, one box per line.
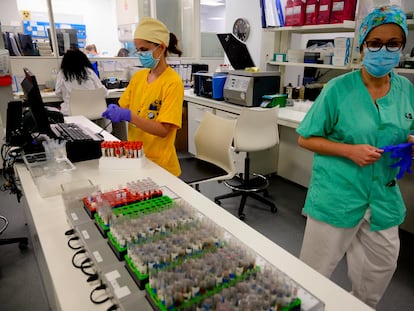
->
[18, 33, 36, 56]
[21, 68, 51, 134]
[47, 28, 79, 56]
[216, 33, 255, 70]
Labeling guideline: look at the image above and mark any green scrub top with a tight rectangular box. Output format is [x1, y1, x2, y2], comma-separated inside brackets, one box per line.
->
[297, 70, 414, 231]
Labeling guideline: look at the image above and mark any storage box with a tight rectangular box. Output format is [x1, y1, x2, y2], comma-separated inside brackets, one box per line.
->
[334, 37, 352, 49]
[273, 53, 287, 62]
[332, 56, 349, 66]
[287, 49, 305, 63]
[23, 152, 76, 197]
[333, 47, 349, 58]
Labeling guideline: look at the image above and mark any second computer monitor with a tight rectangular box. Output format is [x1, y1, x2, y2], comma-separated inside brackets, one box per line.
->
[48, 28, 79, 55]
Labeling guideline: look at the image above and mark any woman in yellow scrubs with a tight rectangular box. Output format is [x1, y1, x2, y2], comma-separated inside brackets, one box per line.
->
[102, 17, 184, 176]
[297, 5, 414, 308]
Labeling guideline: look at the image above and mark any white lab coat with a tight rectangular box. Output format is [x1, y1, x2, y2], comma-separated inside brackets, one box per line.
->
[55, 67, 108, 116]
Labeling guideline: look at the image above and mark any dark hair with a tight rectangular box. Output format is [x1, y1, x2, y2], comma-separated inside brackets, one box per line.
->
[117, 48, 130, 57]
[166, 33, 182, 57]
[60, 49, 94, 84]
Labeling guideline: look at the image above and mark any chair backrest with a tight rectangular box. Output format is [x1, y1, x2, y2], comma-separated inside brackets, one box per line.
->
[234, 106, 279, 152]
[68, 88, 107, 120]
[194, 111, 237, 176]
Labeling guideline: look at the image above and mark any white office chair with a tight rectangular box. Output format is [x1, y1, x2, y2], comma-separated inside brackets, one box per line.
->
[179, 111, 237, 191]
[214, 107, 279, 220]
[68, 87, 107, 120]
[68, 87, 114, 133]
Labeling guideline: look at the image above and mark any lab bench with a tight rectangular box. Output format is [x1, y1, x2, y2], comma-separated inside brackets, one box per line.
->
[15, 115, 373, 311]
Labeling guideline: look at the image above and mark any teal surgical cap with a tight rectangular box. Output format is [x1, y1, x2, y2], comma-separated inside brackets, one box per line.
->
[359, 5, 408, 47]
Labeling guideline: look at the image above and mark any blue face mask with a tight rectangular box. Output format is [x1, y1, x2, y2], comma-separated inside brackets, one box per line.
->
[362, 47, 401, 78]
[137, 46, 160, 69]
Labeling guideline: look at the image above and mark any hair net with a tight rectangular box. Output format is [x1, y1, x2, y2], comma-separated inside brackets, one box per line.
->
[358, 5, 408, 47]
[134, 17, 170, 46]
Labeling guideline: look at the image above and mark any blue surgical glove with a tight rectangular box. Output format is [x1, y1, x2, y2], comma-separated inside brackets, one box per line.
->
[381, 142, 414, 179]
[102, 104, 131, 122]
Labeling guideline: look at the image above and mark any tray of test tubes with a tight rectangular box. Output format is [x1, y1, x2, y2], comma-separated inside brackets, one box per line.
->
[144, 243, 302, 311]
[94, 195, 173, 238]
[83, 178, 163, 218]
[124, 216, 226, 289]
[106, 202, 200, 261]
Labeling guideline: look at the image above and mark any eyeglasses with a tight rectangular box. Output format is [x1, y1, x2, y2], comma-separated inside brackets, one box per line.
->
[364, 41, 403, 52]
[132, 45, 160, 57]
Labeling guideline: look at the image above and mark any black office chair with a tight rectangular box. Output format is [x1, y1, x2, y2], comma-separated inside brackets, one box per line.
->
[0, 215, 28, 249]
[214, 107, 279, 220]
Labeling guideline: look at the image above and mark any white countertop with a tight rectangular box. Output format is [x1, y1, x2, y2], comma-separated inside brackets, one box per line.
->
[15, 116, 373, 311]
[13, 87, 126, 103]
[184, 89, 307, 128]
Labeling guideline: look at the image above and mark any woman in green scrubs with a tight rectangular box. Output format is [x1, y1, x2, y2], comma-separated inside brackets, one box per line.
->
[297, 5, 414, 308]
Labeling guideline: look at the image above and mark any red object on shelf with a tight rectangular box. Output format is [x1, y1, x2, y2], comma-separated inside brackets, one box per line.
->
[304, 0, 319, 25]
[291, 0, 306, 26]
[0, 75, 12, 86]
[330, 0, 357, 24]
[284, 0, 294, 26]
[317, 0, 332, 24]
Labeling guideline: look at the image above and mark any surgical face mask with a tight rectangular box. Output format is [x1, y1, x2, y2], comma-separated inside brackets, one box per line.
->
[362, 46, 401, 78]
[137, 46, 160, 69]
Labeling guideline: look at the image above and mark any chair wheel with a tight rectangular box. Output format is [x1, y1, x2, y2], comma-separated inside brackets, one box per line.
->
[239, 213, 246, 221]
[271, 206, 277, 213]
[214, 199, 221, 206]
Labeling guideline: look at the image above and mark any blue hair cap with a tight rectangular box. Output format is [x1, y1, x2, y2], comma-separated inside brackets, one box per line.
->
[359, 5, 408, 47]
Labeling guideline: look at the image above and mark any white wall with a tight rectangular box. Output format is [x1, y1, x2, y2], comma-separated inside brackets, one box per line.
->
[4, 0, 122, 56]
[225, 0, 264, 69]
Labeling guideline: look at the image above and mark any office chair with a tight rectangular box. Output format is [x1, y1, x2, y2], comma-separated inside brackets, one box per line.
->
[214, 107, 279, 220]
[179, 111, 237, 191]
[68, 87, 108, 120]
[0, 215, 28, 249]
[68, 87, 114, 133]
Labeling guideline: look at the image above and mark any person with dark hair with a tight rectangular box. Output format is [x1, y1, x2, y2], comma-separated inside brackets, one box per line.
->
[102, 17, 184, 176]
[297, 5, 414, 308]
[55, 49, 107, 116]
[117, 48, 130, 57]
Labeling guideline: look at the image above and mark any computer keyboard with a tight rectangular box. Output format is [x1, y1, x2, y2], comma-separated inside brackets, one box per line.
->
[51, 122, 102, 142]
[49, 122, 103, 162]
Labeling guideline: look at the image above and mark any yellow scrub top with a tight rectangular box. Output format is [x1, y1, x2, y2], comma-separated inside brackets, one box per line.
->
[297, 70, 414, 231]
[119, 67, 184, 176]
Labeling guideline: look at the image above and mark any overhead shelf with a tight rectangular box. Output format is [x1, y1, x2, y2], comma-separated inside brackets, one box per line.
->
[264, 20, 356, 34]
[268, 61, 353, 70]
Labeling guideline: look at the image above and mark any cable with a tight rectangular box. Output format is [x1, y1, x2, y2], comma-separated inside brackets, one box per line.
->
[90, 282, 111, 304]
[87, 274, 99, 283]
[0, 215, 9, 234]
[71, 248, 86, 268]
[80, 258, 97, 277]
[67, 236, 82, 250]
[107, 304, 118, 311]
[98, 120, 113, 136]
[64, 228, 75, 236]
[1, 143, 23, 202]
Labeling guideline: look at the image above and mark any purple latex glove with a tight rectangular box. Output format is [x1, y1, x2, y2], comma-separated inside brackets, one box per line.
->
[102, 104, 131, 122]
